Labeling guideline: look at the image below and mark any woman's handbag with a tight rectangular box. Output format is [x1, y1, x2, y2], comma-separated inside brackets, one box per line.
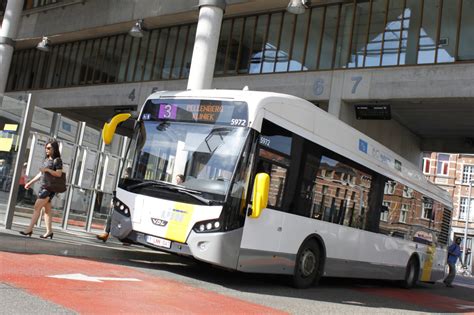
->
[44, 172, 67, 193]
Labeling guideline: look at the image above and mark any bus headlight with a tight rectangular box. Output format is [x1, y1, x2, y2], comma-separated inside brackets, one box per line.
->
[113, 197, 130, 217]
[193, 219, 222, 233]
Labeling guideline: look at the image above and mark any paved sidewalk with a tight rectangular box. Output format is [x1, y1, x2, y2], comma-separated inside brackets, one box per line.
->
[0, 224, 169, 262]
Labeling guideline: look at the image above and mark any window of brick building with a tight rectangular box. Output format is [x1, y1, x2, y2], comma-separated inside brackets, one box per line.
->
[436, 154, 450, 175]
[399, 204, 409, 223]
[462, 165, 474, 184]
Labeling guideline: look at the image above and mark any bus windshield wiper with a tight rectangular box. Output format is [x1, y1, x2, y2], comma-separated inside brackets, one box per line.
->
[127, 180, 214, 205]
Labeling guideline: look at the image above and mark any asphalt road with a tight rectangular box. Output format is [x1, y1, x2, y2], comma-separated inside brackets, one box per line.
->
[2, 250, 473, 314]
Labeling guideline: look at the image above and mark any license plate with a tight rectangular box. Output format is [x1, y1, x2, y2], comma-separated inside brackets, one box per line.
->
[146, 235, 171, 249]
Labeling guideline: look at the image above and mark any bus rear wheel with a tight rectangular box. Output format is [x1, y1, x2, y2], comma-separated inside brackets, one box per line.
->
[292, 240, 321, 289]
[401, 257, 419, 289]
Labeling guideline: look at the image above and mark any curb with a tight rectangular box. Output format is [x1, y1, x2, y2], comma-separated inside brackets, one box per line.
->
[0, 230, 171, 262]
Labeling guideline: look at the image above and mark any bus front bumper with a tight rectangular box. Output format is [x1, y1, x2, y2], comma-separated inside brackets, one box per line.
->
[110, 210, 242, 269]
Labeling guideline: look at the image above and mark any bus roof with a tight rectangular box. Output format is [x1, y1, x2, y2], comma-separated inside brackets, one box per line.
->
[146, 89, 452, 208]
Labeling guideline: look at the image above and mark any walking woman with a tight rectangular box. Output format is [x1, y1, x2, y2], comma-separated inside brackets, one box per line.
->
[20, 140, 63, 239]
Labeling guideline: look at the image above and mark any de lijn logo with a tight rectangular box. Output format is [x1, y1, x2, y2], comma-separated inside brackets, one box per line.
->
[151, 218, 168, 227]
[359, 139, 368, 154]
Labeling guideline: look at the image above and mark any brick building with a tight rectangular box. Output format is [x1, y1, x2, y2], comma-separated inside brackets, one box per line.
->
[423, 153, 474, 272]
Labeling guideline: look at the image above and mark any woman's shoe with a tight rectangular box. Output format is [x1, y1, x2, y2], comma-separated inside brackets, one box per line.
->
[19, 231, 32, 237]
[96, 232, 109, 242]
[40, 232, 54, 239]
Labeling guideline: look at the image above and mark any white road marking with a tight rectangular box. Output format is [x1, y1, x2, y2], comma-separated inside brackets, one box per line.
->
[48, 273, 141, 283]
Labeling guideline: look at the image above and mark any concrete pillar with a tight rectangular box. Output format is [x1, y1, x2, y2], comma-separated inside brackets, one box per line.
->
[186, 0, 226, 90]
[0, 0, 24, 94]
[327, 71, 345, 118]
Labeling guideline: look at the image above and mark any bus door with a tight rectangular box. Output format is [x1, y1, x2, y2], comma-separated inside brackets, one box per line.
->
[239, 150, 290, 273]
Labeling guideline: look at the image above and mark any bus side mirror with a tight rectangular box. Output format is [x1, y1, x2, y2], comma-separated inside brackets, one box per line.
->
[250, 173, 270, 219]
[102, 113, 132, 144]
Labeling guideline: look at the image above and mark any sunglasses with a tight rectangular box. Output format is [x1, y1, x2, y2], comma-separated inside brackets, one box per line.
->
[46, 146, 52, 150]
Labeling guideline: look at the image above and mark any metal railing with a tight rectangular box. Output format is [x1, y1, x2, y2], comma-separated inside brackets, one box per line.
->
[24, 0, 61, 10]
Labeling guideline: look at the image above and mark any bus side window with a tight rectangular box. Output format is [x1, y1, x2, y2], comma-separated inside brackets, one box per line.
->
[257, 119, 293, 211]
[303, 153, 373, 230]
[255, 154, 288, 209]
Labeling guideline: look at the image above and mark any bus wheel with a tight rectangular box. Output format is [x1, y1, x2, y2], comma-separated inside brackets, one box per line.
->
[401, 257, 419, 289]
[292, 240, 321, 289]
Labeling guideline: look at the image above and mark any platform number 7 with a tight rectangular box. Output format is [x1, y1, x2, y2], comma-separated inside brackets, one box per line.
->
[351, 76, 362, 94]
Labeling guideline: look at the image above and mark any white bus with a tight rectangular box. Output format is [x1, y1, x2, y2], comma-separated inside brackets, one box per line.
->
[103, 89, 452, 288]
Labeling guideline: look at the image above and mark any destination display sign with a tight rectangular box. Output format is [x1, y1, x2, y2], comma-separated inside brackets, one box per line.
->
[141, 99, 248, 126]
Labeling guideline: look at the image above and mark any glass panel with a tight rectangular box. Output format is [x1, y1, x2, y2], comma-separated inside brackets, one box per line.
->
[71, 41, 86, 85]
[57, 116, 78, 142]
[289, 11, 309, 71]
[90, 191, 113, 234]
[125, 37, 140, 82]
[402, 0, 422, 65]
[64, 42, 79, 86]
[215, 19, 232, 75]
[83, 126, 100, 149]
[78, 40, 93, 84]
[365, 0, 388, 67]
[305, 8, 324, 70]
[181, 25, 196, 78]
[134, 32, 150, 81]
[0, 96, 27, 224]
[67, 186, 93, 231]
[80, 148, 99, 190]
[250, 14, 269, 74]
[226, 18, 244, 75]
[58, 43, 72, 87]
[28, 50, 39, 89]
[171, 26, 188, 79]
[458, 0, 474, 61]
[49, 45, 65, 87]
[94, 38, 109, 83]
[14, 50, 26, 90]
[161, 27, 178, 80]
[117, 36, 132, 83]
[142, 30, 159, 81]
[21, 50, 33, 89]
[5, 52, 18, 91]
[319, 5, 339, 70]
[417, 0, 440, 64]
[11, 52, 21, 90]
[21, 50, 36, 89]
[437, 0, 457, 63]
[274, 13, 292, 72]
[334, 3, 354, 68]
[261, 13, 282, 74]
[238, 16, 256, 74]
[31, 51, 45, 89]
[86, 39, 101, 84]
[31, 108, 54, 134]
[381, 0, 404, 66]
[108, 35, 123, 83]
[45, 46, 59, 88]
[171, 25, 188, 79]
[152, 28, 169, 81]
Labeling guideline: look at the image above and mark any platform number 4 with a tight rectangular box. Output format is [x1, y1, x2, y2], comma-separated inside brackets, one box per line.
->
[128, 89, 136, 101]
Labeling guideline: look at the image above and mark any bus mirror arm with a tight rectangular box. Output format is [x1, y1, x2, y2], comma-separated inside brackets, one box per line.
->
[102, 113, 133, 145]
[246, 204, 253, 217]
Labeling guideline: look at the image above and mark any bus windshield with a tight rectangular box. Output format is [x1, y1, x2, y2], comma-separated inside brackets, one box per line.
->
[120, 120, 250, 203]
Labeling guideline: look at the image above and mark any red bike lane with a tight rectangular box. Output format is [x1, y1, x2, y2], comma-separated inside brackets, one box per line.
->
[0, 252, 287, 314]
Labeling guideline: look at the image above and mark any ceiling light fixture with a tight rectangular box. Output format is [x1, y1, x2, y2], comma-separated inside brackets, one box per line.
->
[129, 19, 147, 38]
[36, 36, 51, 52]
[286, 0, 309, 15]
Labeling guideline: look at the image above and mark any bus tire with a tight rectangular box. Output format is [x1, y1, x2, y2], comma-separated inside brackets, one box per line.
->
[292, 239, 322, 289]
[401, 256, 419, 289]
